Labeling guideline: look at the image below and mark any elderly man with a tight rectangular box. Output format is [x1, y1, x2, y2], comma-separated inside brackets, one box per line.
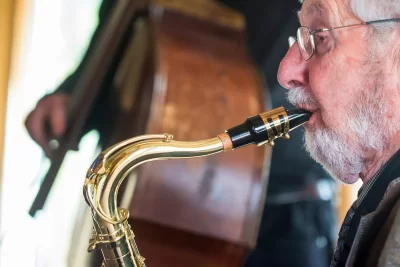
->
[278, 0, 400, 266]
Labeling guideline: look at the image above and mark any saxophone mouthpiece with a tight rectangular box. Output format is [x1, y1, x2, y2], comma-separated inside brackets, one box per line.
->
[222, 107, 311, 150]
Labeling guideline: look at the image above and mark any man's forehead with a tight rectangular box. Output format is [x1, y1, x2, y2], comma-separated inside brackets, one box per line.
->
[302, 1, 324, 15]
[300, 0, 348, 8]
[298, 0, 326, 24]
[299, 0, 349, 24]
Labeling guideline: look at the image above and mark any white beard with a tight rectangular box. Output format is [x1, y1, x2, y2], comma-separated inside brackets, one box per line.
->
[287, 85, 389, 184]
[304, 128, 364, 184]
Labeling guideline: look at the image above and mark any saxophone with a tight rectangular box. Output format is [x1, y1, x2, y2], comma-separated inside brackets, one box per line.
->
[83, 106, 311, 267]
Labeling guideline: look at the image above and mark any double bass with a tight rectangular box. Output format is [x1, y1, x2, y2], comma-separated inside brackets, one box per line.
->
[32, 1, 272, 266]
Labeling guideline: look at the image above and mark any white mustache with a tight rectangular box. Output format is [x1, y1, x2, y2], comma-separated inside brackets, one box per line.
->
[286, 87, 318, 106]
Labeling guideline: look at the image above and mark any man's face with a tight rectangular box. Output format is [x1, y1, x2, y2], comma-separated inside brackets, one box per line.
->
[277, 0, 393, 183]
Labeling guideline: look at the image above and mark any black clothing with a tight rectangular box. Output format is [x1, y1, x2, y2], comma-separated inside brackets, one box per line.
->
[331, 149, 400, 267]
[246, 200, 335, 267]
[55, 0, 134, 148]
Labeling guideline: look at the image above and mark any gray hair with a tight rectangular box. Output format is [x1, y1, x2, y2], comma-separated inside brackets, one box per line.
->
[350, 0, 400, 56]
[351, 0, 400, 31]
[298, 0, 400, 27]
[299, 0, 400, 53]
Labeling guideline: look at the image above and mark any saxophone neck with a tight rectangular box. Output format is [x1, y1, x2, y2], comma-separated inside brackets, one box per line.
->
[84, 134, 225, 222]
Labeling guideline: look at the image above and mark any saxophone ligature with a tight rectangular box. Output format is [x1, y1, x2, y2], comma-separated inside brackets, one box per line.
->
[83, 106, 311, 266]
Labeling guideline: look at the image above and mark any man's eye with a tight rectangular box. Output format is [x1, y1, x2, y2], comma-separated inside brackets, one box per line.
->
[314, 33, 328, 44]
[313, 33, 330, 54]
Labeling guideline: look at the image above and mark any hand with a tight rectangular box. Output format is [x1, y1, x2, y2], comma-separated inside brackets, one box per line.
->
[25, 92, 71, 157]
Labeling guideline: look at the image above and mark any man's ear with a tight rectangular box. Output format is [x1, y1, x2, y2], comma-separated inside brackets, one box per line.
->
[386, 28, 400, 72]
[393, 39, 400, 94]
[393, 38, 400, 79]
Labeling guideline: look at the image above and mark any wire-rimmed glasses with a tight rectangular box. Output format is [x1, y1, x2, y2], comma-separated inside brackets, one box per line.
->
[289, 18, 400, 61]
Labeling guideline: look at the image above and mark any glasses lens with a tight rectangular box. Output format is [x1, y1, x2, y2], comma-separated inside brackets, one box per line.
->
[297, 27, 314, 60]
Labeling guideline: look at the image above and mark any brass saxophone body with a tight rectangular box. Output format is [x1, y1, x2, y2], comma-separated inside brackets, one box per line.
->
[83, 107, 311, 267]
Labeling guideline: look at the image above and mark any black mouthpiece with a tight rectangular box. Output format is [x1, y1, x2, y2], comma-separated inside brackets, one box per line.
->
[225, 107, 311, 149]
[286, 109, 312, 130]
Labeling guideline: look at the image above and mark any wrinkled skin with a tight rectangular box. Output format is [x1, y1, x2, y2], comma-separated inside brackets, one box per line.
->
[277, 0, 400, 184]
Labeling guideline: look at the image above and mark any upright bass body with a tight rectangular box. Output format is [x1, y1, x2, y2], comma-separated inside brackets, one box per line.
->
[84, 108, 311, 266]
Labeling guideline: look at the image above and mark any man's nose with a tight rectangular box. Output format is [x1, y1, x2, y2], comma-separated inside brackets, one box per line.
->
[277, 41, 308, 90]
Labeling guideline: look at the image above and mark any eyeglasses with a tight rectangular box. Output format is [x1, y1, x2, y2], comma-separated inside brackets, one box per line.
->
[289, 18, 400, 61]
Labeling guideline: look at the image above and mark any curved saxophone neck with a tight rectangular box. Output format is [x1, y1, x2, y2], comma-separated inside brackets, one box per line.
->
[84, 134, 225, 222]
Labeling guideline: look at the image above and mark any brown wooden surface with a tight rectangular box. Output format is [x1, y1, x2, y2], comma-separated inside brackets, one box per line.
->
[130, 218, 251, 267]
[151, 0, 245, 30]
[125, 6, 271, 251]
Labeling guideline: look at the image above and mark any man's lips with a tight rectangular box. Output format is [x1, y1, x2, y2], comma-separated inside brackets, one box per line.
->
[293, 104, 318, 126]
[294, 103, 318, 113]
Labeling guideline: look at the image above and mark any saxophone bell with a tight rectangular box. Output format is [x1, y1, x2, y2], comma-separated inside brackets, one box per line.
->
[83, 106, 310, 267]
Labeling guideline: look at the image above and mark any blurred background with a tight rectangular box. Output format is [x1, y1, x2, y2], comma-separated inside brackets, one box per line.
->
[0, 1, 362, 267]
[0, 1, 101, 266]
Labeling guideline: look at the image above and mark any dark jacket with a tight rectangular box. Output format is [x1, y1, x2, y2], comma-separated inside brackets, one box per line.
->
[348, 178, 400, 267]
[332, 150, 400, 267]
